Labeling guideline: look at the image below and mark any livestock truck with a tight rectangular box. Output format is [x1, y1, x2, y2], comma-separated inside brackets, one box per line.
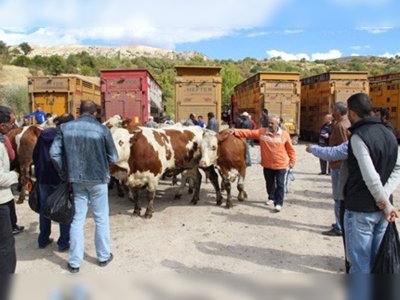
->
[369, 72, 400, 139]
[300, 71, 369, 142]
[27, 75, 101, 121]
[100, 69, 163, 124]
[174, 66, 222, 124]
[232, 72, 301, 144]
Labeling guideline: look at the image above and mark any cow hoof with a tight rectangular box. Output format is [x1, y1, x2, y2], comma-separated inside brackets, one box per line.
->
[144, 213, 153, 219]
[238, 196, 245, 202]
[188, 188, 193, 195]
[174, 194, 182, 200]
[190, 199, 198, 205]
[216, 201, 222, 206]
[132, 211, 141, 217]
[16, 199, 24, 205]
[225, 204, 233, 209]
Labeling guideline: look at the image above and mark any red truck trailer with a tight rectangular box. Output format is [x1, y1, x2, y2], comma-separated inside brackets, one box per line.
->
[100, 69, 163, 124]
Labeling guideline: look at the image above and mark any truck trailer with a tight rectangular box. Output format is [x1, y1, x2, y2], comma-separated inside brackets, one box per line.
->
[27, 75, 101, 120]
[369, 72, 400, 139]
[300, 71, 369, 141]
[174, 66, 222, 124]
[100, 69, 163, 124]
[233, 72, 301, 144]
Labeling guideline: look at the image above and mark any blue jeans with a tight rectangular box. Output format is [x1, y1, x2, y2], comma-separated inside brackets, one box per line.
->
[263, 168, 286, 206]
[69, 183, 110, 268]
[344, 210, 387, 274]
[39, 184, 70, 249]
[330, 169, 342, 234]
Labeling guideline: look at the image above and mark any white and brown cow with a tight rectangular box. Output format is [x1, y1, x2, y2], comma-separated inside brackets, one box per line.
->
[109, 123, 220, 218]
[199, 129, 248, 208]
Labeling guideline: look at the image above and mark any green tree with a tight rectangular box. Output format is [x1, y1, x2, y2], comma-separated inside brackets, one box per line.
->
[48, 55, 66, 75]
[220, 63, 243, 105]
[19, 42, 33, 55]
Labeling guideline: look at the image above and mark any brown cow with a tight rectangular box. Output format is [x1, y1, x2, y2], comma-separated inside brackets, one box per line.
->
[7, 125, 42, 203]
[199, 129, 248, 208]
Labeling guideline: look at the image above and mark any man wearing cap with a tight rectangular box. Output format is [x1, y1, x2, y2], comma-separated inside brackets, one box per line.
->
[235, 112, 253, 166]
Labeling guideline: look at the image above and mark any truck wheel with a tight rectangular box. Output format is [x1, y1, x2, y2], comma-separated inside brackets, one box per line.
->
[291, 135, 299, 145]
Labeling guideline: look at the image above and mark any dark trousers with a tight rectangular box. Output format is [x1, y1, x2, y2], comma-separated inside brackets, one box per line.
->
[0, 204, 17, 274]
[263, 168, 286, 206]
[4, 199, 17, 229]
[39, 184, 70, 249]
[339, 199, 350, 273]
[319, 158, 328, 174]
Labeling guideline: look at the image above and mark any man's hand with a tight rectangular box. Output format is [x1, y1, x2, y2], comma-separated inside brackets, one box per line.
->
[305, 144, 313, 153]
[376, 201, 387, 211]
[385, 208, 398, 222]
[228, 129, 235, 135]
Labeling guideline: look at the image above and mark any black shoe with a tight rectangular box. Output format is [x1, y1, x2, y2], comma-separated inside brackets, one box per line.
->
[318, 172, 326, 175]
[67, 263, 79, 273]
[322, 228, 342, 236]
[99, 253, 114, 267]
[39, 238, 54, 249]
[13, 225, 25, 235]
[58, 244, 70, 253]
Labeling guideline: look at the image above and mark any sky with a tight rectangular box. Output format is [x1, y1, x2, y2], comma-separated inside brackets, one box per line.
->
[0, 0, 399, 61]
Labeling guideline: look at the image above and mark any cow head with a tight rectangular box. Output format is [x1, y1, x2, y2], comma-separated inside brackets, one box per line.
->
[199, 130, 218, 168]
[112, 128, 134, 171]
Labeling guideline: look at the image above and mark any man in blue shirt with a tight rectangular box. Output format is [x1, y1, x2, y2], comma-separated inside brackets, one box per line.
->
[25, 106, 46, 124]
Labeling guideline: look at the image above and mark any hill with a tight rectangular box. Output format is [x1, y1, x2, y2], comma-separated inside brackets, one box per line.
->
[26, 45, 207, 61]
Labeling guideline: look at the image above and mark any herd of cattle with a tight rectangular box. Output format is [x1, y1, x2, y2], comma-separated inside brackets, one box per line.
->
[7, 115, 249, 218]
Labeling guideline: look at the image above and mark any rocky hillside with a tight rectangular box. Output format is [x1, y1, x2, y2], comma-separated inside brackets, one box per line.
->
[27, 45, 207, 60]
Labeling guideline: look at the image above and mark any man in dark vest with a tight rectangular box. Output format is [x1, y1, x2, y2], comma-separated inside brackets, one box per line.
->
[344, 93, 399, 274]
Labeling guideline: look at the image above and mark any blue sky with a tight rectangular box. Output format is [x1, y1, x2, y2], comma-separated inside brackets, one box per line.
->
[0, 0, 399, 61]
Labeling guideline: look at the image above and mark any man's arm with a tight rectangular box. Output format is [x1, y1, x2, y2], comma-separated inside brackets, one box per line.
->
[0, 148, 18, 188]
[233, 128, 260, 140]
[383, 148, 400, 196]
[306, 141, 348, 161]
[49, 129, 67, 181]
[24, 112, 35, 119]
[351, 134, 392, 214]
[104, 128, 118, 164]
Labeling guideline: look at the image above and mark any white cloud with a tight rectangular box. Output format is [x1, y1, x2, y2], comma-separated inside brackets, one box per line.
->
[283, 29, 303, 34]
[0, 0, 286, 28]
[379, 52, 400, 58]
[350, 53, 360, 56]
[311, 50, 342, 60]
[246, 31, 270, 38]
[0, 0, 289, 49]
[266, 50, 310, 61]
[357, 27, 392, 34]
[349, 45, 370, 50]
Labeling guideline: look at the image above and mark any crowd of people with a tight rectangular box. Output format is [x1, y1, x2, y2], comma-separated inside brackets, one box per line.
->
[0, 97, 399, 277]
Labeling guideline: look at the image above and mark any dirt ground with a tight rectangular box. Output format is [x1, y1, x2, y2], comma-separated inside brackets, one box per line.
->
[11, 142, 400, 276]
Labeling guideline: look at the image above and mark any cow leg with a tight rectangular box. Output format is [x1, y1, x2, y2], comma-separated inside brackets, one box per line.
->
[174, 172, 187, 200]
[108, 177, 116, 190]
[190, 169, 202, 205]
[237, 175, 247, 202]
[116, 181, 125, 198]
[16, 166, 29, 204]
[130, 187, 141, 217]
[203, 166, 223, 206]
[144, 190, 155, 219]
[223, 179, 233, 209]
[172, 175, 178, 186]
[188, 177, 194, 194]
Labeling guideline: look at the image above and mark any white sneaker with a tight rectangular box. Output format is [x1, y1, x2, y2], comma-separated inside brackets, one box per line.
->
[275, 205, 282, 212]
[266, 200, 274, 206]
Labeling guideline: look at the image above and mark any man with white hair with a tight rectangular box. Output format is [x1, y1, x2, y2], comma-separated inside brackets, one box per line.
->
[145, 116, 158, 128]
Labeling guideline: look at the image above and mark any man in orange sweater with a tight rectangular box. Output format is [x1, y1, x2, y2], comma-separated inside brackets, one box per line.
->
[232, 115, 296, 212]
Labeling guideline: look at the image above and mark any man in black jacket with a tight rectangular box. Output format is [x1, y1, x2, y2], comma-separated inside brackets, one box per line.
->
[344, 93, 399, 274]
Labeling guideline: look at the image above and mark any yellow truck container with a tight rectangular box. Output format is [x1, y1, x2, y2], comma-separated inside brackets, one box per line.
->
[174, 66, 222, 124]
[369, 72, 400, 139]
[233, 72, 301, 144]
[300, 71, 369, 141]
[27, 75, 101, 120]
